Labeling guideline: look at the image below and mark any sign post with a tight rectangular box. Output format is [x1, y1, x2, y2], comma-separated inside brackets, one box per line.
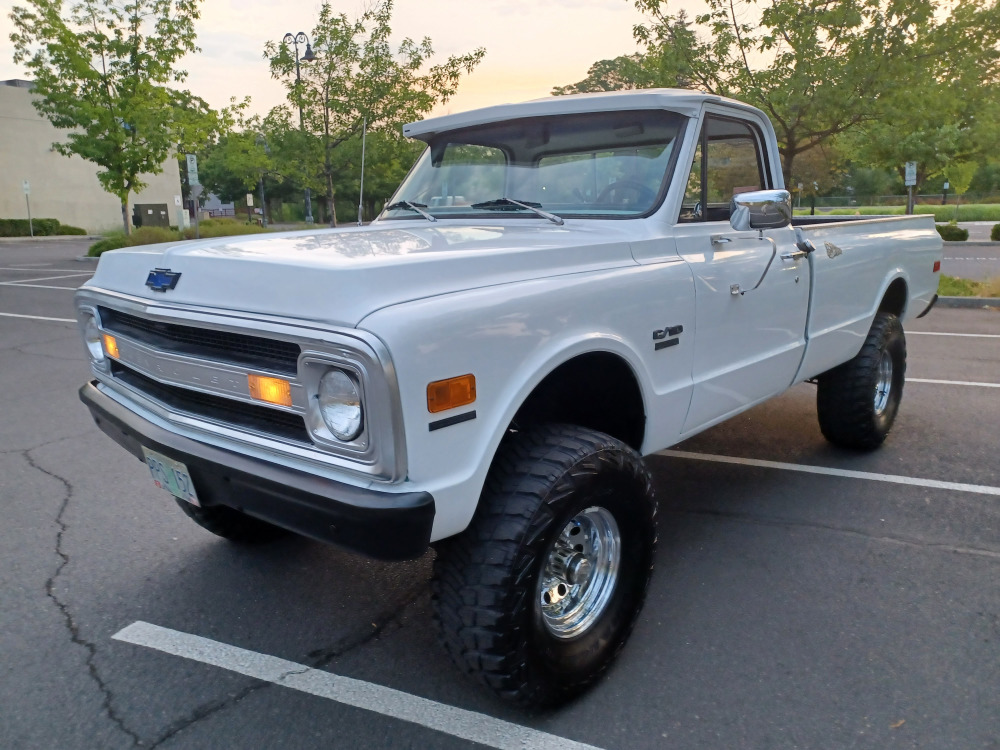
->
[904, 162, 917, 215]
[22, 179, 33, 237]
[186, 155, 201, 239]
[246, 192, 254, 224]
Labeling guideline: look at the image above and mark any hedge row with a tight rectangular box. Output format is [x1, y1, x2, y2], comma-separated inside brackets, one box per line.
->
[88, 220, 271, 256]
[810, 204, 1000, 222]
[0, 218, 87, 236]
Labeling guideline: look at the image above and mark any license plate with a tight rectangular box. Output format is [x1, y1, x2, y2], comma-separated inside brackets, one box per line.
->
[141, 447, 200, 506]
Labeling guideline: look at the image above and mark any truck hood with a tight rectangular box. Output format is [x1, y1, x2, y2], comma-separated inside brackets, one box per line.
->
[86, 222, 636, 326]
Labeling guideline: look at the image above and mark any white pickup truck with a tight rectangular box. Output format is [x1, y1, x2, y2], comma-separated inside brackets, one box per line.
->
[76, 89, 942, 706]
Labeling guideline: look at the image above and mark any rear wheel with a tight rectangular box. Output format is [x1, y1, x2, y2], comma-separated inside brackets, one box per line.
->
[432, 424, 657, 706]
[817, 312, 906, 450]
[174, 499, 288, 544]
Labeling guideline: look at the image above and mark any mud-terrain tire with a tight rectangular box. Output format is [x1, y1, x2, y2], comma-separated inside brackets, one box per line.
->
[174, 499, 289, 543]
[431, 424, 657, 707]
[817, 311, 906, 450]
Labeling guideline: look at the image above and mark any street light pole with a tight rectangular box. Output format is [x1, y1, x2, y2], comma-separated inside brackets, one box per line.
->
[282, 31, 316, 224]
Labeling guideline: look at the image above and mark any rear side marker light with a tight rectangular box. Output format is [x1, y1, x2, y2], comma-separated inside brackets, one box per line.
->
[427, 374, 476, 413]
[248, 374, 293, 407]
[933, 260, 941, 273]
[102, 334, 120, 359]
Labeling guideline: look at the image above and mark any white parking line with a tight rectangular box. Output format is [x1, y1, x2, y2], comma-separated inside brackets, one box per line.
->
[908, 332, 1000, 339]
[0, 282, 80, 290]
[0, 272, 92, 284]
[659, 450, 1000, 496]
[0, 312, 76, 322]
[113, 621, 603, 750]
[0, 267, 92, 272]
[908, 378, 1000, 388]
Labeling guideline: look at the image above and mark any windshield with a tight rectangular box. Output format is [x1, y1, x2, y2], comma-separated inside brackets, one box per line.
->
[383, 110, 686, 220]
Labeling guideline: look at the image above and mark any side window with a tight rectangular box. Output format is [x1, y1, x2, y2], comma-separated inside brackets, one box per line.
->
[677, 116, 769, 223]
[678, 141, 703, 222]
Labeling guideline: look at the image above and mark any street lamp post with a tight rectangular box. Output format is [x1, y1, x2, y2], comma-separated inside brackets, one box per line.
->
[256, 133, 270, 228]
[282, 31, 316, 224]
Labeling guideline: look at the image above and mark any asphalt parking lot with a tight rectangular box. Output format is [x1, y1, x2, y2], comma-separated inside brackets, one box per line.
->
[1, 239, 998, 749]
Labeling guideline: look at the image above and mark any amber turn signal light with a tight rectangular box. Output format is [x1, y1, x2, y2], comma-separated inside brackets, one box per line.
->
[248, 374, 293, 407]
[427, 374, 476, 413]
[102, 333, 120, 359]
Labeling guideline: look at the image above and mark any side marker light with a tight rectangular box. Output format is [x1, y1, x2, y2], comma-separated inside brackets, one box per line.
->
[427, 374, 476, 413]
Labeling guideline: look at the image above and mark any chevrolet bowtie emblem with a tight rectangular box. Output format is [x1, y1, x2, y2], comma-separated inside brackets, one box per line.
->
[145, 268, 181, 292]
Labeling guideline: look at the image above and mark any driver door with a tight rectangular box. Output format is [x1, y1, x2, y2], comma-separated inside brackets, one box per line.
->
[676, 115, 809, 433]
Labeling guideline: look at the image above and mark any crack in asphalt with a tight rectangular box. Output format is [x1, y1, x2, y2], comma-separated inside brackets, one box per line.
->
[674, 508, 1000, 560]
[27, 447, 143, 747]
[143, 585, 429, 747]
[145, 663, 317, 748]
[0, 429, 98, 457]
[0, 331, 80, 354]
[307, 585, 429, 668]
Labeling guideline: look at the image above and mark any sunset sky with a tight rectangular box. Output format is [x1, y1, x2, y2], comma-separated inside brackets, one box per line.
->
[0, 0, 703, 121]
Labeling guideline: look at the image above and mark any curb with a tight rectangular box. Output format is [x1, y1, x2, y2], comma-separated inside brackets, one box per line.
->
[937, 296, 1000, 309]
[0, 235, 101, 243]
[943, 241, 1000, 247]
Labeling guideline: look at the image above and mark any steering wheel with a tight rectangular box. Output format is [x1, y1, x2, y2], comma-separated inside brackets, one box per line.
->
[596, 179, 657, 207]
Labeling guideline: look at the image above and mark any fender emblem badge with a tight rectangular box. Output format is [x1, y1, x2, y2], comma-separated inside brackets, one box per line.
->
[825, 242, 843, 259]
[146, 268, 181, 292]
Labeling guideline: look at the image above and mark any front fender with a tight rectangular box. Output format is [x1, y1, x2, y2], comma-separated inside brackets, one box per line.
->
[359, 262, 696, 541]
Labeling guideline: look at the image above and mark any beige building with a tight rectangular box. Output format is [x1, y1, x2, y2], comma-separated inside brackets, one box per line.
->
[0, 80, 183, 233]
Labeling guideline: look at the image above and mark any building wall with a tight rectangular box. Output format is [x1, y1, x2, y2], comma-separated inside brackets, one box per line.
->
[0, 81, 184, 233]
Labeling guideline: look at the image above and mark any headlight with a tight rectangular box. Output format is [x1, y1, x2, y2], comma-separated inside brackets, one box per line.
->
[83, 315, 104, 362]
[317, 369, 363, 441]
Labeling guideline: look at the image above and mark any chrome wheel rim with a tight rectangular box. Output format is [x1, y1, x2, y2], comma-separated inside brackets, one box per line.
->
[538, 506, 621, 639]
[874, 350, 893, 415]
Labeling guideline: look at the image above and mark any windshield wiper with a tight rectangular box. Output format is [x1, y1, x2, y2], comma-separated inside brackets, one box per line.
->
[469, 198, 564, 226]
[385, 201, 436, 222]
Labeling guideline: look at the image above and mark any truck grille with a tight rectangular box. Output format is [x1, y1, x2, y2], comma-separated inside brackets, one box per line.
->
[99, 306, 300, 375]
[111, 361, 310, 444]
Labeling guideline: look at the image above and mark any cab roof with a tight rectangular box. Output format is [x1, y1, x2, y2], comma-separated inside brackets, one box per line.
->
[403, 89, 766, 141]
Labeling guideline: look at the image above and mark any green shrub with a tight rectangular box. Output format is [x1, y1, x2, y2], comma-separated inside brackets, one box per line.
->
[992, 223, 1000, 241]
[57, 224, 87, 235]
[89, 221, 269, 255]
[0, 217, 62, 236]
[935, 222, 969, 241]
[129, 226, 181, 245]
[88, 235, 130, 256]
[34, 218, 60, 235]
[181, 223, 270, 240]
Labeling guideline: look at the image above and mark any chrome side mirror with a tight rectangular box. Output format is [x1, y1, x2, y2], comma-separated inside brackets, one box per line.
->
[730, 189, 792, 232]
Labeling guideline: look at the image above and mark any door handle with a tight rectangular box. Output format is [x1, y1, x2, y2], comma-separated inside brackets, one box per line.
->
[710, 234, 732, 245]
[781, 250, 809, 261]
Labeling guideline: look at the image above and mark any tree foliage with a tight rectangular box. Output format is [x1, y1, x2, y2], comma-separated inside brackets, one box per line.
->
[565, 0, 1000, 188]
[9, 0, 218, 232]
[265, 0, 484, 226]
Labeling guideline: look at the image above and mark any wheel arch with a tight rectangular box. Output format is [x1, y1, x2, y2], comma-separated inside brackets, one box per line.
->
[509, 350, 647, 451]
[878, 275, 909, 318]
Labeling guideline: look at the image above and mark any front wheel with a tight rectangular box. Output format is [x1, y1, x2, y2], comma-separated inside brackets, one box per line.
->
[431, 424, 657, 707]
[817, 311, 906, 450]
[175, 499, 289, 544]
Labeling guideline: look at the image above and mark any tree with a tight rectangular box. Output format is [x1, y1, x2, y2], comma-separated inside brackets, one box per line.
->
[553, 12, 699, 95]
[628, 0, 1000, 184]
[265, 0, 484, 226]
[9, 0, 217, 233]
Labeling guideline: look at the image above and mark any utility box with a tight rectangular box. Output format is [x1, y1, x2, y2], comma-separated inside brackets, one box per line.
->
[132, 203, 170, 228]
